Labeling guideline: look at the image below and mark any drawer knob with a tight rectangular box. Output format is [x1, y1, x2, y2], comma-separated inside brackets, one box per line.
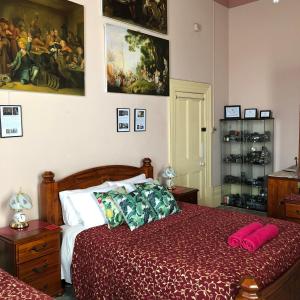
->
[31, 243, 48, 252]
[32, 263, 48, 274]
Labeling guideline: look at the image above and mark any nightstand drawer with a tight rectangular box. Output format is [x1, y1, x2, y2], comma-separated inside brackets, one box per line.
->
[286, 203, 300, 220]
[19, 252, 60, 282]
[28, 270, 61, 296]
[17, 234, 60, 264]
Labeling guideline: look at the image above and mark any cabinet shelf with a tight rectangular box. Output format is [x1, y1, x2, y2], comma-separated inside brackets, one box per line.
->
[221, 118, 274, 212]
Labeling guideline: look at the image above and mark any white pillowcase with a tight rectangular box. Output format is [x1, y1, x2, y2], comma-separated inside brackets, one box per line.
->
[106, 174, 154, 192]
[59, 182, 110, 226]
[68, 185, 118, 229]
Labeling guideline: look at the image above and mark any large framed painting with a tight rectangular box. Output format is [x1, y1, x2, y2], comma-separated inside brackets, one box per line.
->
[0, 0, 84, 96]
[106, 24, 169, 96]
[103, 0, 167, 34]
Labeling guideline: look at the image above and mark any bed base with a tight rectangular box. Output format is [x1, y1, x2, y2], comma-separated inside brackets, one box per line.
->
[39, 157, 300, 300]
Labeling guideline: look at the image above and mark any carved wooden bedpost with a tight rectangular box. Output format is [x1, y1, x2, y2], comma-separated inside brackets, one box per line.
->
[40, 171, 61, 225]
[236, 277, 262, 300]
[141, 157, 153, 179]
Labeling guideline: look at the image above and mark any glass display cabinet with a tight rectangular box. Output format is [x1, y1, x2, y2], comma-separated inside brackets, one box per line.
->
[220, 118, 274, 211]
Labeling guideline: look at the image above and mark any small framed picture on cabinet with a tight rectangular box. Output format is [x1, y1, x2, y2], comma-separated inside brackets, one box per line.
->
[244, 108, 258, 119]
[260, 110, 272, 119]
[224, 105, 241, 119]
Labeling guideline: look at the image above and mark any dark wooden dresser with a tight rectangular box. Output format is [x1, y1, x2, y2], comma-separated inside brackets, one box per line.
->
[0, 220, 62, 296]
[171, 186, 198, 204]
[268, 169, 300, 221]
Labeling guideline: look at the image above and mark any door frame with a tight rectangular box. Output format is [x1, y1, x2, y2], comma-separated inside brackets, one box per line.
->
[169, 79, 213, 206]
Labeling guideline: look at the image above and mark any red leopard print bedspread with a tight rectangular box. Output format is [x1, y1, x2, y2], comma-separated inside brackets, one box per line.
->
[0, 268, 53, 300]
[72, 203, 300, 300]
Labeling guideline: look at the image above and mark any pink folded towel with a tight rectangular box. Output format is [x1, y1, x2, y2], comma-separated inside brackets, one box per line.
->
[228, 222, 263, 248]
[241, 224, 279, 253]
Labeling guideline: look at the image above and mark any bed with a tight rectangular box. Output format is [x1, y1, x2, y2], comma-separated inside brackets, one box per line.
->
[40, 158, 300, 300]
[0, 267, 53, 300]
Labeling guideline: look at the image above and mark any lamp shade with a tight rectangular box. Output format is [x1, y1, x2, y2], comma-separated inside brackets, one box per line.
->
[9, 191, 32, 211]
[162, 166, 176, 179]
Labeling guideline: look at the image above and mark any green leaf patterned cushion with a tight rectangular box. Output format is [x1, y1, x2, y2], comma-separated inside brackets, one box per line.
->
[112, 190, 158, 231]
[135, 182, 181, 219]
[93, 191, 125, 229]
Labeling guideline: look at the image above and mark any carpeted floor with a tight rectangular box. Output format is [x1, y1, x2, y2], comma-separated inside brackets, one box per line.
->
[55, 284, 75, 300]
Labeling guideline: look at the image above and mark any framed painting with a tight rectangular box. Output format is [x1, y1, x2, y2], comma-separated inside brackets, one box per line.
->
[103, 0, 167, 34]
[117, 108, 130, 132]
[0, 0, 85, 96]
[134, 108, 146, 131]
[106, 24, 169, 96]
[0, 105, 23, 138]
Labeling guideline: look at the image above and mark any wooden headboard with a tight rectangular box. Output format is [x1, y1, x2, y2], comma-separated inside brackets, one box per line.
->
[39, 158, 153, 226]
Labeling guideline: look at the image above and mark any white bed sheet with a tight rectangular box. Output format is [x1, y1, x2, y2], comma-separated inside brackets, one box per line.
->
[61, 224, 85, 283]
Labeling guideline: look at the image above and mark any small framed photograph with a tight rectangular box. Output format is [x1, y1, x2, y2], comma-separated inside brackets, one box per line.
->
[117, 108, 130, 132]
[0, 105, 23, 138]
[260, 110, 272, 119]
[244, 108, 258, 119]
[224, 105, 241, 119]
[134, 109, 146, 132]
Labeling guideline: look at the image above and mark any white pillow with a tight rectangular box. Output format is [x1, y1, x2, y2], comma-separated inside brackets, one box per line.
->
[59, 182, 110, 226]
[68, 185, 118, 229]
[106, 173, 146, 186]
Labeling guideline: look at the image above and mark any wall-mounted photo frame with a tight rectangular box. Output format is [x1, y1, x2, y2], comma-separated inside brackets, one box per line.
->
[0, 105, 23, 138]
[244, 108, 258, 119]
[224, 105, 241, 119]
[260, 110, 272, 119]
[134, 109, 146, 132]
[117, 108, 130, 132]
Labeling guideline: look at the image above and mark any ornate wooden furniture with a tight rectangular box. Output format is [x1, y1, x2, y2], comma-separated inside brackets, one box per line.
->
[39, 157, 300, 300]
[0, 220, 62, 296]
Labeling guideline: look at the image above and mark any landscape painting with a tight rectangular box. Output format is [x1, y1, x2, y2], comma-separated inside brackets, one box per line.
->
[106, 24, 169, 96]
[0, 0, 84, 96]
[103, 0, 167, 34]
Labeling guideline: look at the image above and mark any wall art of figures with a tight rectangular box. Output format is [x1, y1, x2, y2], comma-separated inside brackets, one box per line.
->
[0, 0, 84, 95]
[106, 24, 169, 96]
[103, 0, 167, 34]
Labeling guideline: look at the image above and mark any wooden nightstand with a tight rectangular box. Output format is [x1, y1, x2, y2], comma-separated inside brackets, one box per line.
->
[171, 186, 199, 204]
[0, 220, 62, 296]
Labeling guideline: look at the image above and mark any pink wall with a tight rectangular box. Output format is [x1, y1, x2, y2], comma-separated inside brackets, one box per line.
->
[229, 0, 300, 170]
[0, 0, 228, 226]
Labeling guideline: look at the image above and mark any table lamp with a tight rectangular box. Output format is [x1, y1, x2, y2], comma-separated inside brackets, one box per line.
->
[9, 190, 32, 229]
[162, 166, 176, 190]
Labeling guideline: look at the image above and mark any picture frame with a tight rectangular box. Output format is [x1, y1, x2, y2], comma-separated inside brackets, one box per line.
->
[134, 109, 146, 132]
[117, 108, 130, 132]
[0, 105, 23, 138]
[244, 108, 258, 119]
[102, 0, 167, 35]
[224, 105, 241, 119]
[106, 24, 169, 96]
[260, 110, 272, 119]
[0, 0, 85, 96]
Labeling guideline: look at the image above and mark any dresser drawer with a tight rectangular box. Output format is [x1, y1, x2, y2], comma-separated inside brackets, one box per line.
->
[18, 252, 60, 282]
[286, 203, 300, 220]
[17, 233, 59, 264]
[27, 269, 61, 296]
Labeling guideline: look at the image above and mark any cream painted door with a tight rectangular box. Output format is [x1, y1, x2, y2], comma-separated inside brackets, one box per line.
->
[169, 80, 212, 205]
